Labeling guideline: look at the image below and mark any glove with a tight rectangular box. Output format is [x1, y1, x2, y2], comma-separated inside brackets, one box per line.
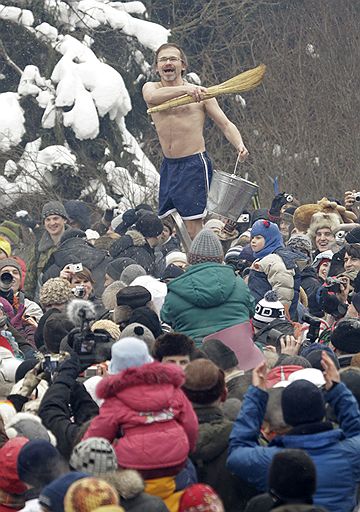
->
[15, 211, 38, 229]
[11, 304, 25, 330]
[18, 363, 45, 397]
[269, 193, 289, 217]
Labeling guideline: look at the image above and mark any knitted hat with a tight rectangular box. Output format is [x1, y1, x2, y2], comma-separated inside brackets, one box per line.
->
[269, 449, 316, 501]
[0, 221, 21, 246]
[281, 380, 325, 426]
[39, 472, 88, 512]
[0, 437, 28, 495]
[0, 237, 11, 258]
[116, 286, 151, 308]
[39, 278, 73, 307]
[108, 337, 152, 374]
[188, 229, 224, 265]
[70, 438, 118, 476]
[42, 200, 68, 221]
[127, 306, 163, 338]
[287, 234, 312, 257]
[183, 359, 225, 405]
[64, 477, 119, 512]
[64, 200, 91, 231]
[17, 440, 64, 486]
[120, 323, 155, 350]
[153, 333, 195, 361]
[331, 319, 360, 354]
[135, 213, 163, 238]
[252, 290, 285, 329]
[251, 220, 284, 258]
[345, 226, 360, 244]
[165, 251, 188, 267]
[106, 258, 136, 282]
[179, 484, 224, 512]
[91, 320, 120, 341]
[0, 258, 22, 276]
[201, 338, 238, 370]
[120, 264, 146, 285]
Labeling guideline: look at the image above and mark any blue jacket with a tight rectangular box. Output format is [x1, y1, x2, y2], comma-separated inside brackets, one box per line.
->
[227, 383, 360, 512]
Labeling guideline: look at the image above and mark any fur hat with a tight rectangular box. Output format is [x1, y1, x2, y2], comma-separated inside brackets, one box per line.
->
[179, 484, 224, 512]
[70, 438, 118, 476]
[91, 320, 120, 341]
[183, 359, 225, 405]
[153, 333, 195, 361]
[42, 201, 68, 221]
[188, 229, 224, 265]
[102, 469, 144, 500]
[293, 198, 356, 233]
[120, 323, 155, 350]
[64, 477, 119, 512]
[116, 286, 151, 309]
[6, 412, 56, 445]
[120, 264, 146, 285]
[331, 319, 360, 354]
[108, 337, 152, 374]
[201, 338, 238, 371]
[40, 278, 73, 307]
[253, 291, 285, 329]
[39, 472, 88, 512]
[308, 212, 341, 240]
[135, 213, 163, 238]
[281, 380, 325, 426]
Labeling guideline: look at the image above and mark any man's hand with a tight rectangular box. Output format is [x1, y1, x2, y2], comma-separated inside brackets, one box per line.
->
[280, 335, 301, 356]
[59, 265, 75, 282]
[269, 192, 289, 217]
[321, 351, 340, 390]
[344, 190, 357, 209]
[18, 363, 45, 397]
[252, 361, 267, 391]
[238, 141, 249, 161]
[185, 84, 208, 102]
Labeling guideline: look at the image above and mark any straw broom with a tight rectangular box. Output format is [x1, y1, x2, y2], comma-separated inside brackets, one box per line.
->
[147, 63, 266, 114]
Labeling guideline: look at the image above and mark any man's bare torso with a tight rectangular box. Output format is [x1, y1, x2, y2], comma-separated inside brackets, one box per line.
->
[149, 83, 207, 158]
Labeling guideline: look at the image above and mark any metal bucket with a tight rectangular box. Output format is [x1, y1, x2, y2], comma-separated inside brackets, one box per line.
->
[207, 169, 259, 221]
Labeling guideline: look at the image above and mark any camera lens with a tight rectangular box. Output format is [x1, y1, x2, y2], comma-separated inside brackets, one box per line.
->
[0, 272, 13, 284]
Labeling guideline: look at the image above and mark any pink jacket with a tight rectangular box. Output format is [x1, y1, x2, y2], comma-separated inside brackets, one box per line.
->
[83, 362, 198, 471]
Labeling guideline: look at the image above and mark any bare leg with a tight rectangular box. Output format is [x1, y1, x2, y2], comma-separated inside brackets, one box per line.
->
[184, 219, 203, 240]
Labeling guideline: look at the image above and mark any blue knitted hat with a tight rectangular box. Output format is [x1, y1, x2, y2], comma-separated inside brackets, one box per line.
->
[251, 220, 284, 258]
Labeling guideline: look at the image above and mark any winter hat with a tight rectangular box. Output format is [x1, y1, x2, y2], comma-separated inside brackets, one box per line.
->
[281, 380, 325, 426]
[86, 230, 100, 242]
[161, 264, 184, 281]
[64, 477, 119, 512]
[204, 218, 225, 234]
[40, 278, 73, 307]
[331, 319, 360, 354]
[188, 229, 224, 265]
[251, 220, 284, 258]
[120, 264, 146, 285]
[43, 313, 75, 353]
[111, 213, 123, 232]
[119, 323, 155, 350]
[70, 438, 118, 476]
[42, 200, 68, 221]
[165, 251, 188, 267]
[0, 437, 28, 495]
[287, 368, 326, 388]
[91, 320, 120, 341]
[0, 400, 16, 426]
[108, 337, 152, 374]
[102, 281, 125, 311]
[287, 234, 312, 257]
[0, 352, 22, 383]
[312, 250, 333, 269]
[345, 226, 360, 244]
[179, 484, 224, 512]
[39, 472, 88, 512]
[183, 359, 225, 405]
[0, 237, 11, 258]
[83, 376, 103, 407]
[341, 368, 360, 406]
[0, 221, 21, 246]
[268, 449, 316, 501]
[106, 258, 136, 282]
[17, 440, 64, 487]
[5, 412, 56, 444]
[266, 365, 304, 388]
[252, 290, 286, 329]
[201, 338, 238, 371]
[135, 213, 163, 238]
[127, 306, 163, 338]
[130, 276, 167, 316]
[60, 229, 87, 243]
[251, 208, 269, 225]
[0, 258, 22, 276]
[116, 285, 151, 308]
[153, 333, 195, 361]
[64, 200, 91, 230]
[308, 212, 340, 240]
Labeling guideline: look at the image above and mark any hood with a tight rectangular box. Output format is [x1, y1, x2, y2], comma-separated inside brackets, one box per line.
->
[51, 237, 107, 270]
[167, 263, 236, 308]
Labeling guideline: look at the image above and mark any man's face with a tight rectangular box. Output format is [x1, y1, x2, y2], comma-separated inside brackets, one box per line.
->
[162, 354, 190, 368]
[156, 47, 186, 83]
[44, 215, 66, 238]
[160, 226, 171, 244]
[1, 266, 21, 292]
[315, 228, 335, 252]
[344, 252, 360, 273]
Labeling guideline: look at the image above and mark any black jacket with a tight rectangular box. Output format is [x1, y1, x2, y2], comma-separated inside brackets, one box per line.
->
[301, 266, 323, 316]
[109, 230, 158, 276]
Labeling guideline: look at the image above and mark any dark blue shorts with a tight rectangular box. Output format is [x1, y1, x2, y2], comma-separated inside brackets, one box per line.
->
[158, 152, 213, 220]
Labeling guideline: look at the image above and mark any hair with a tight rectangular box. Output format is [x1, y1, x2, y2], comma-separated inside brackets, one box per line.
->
[344, 243, 360, 259]
[274, 355, 312, 369]
[153, 332, 195, 361]
[71, 266, 95, 284]
[154, 43, 188, 72]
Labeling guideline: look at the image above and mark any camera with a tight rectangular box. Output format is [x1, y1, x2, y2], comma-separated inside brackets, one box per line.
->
[284, 194, 293, 203]
[301, 313, 321, 348]
[324, 277, 342, 294]
[72, 285, 85, 298]
[0, 271, 14, 291]
[42, 354, 61, 377]
[354, 192, 360, 203]
[266, 328, 285, 352]
[69, 263, 83, 273]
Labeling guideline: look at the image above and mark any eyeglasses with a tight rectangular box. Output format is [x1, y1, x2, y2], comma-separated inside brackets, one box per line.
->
[157, 57, 183, 63]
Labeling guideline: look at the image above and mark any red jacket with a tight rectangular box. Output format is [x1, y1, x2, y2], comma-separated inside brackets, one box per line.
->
[83, 362, 198, 471]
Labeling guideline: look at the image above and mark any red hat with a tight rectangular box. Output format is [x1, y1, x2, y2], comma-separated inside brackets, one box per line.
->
[0, 335, 14, 354]
[0, 437, 28, 494]
[266, 365, 303, 388]
[179, 484, 224, 512]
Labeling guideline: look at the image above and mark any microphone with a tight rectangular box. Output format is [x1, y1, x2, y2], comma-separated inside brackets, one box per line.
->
[66, 299, 96, 328]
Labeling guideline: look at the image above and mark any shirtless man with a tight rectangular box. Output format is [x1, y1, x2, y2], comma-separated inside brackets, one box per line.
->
[143, 43, 248, 239]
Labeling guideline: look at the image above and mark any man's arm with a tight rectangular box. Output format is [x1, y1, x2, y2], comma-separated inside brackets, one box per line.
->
[142, 81, 207, 107]
[204, 98, 248, 159]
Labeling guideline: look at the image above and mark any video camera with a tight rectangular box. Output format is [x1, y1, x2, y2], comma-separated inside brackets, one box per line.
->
[324, 277, 342, 294]
[301, 313, 321, 349]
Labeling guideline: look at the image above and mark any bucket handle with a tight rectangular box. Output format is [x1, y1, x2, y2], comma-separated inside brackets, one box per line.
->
[231, 153, 241, 177]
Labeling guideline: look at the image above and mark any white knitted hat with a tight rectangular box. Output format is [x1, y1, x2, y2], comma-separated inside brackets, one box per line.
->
[253, 290, 285, 329]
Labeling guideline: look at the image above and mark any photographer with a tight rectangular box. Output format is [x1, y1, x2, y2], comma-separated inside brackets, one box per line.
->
[60, 265, 103, 315]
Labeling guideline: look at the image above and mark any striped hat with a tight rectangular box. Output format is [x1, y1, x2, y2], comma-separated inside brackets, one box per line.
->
[253, 290, 285, 329]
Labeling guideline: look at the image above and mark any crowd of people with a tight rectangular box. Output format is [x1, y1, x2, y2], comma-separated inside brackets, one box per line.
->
[0, 189, 359, 512]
